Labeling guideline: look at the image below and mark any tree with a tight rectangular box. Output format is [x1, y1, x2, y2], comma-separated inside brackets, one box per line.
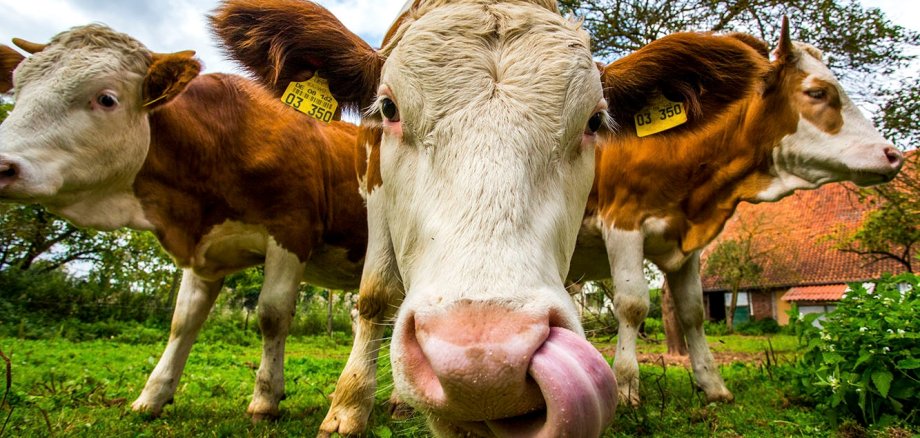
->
[704, 238, 762, 333]
[832, 151, 919, 273]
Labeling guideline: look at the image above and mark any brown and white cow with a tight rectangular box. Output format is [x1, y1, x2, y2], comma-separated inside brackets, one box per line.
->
[210, 1, 806, 436]
[568, 19, 904, 405]
[0, 25, 367, 420]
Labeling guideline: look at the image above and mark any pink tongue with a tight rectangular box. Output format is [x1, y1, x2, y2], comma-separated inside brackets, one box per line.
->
[486, 327, 618, 437]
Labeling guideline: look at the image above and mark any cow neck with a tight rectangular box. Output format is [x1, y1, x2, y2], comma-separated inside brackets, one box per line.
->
[134, 73, 364, 266]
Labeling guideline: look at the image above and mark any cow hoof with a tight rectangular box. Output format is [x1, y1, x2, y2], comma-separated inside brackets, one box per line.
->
[130, 399, 163, 418]
[617, 387, 642, 407]
[705, 390, 734, 404]
[250, 411, 280, 423]
[318, 410, 368, 437]
[388, 394, 415, 420]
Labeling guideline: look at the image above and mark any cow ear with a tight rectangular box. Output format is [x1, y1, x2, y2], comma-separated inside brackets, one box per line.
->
[0, 45, 26, 93]
[601, 32, 769, 134]
[142, 50, 201, 110]
[210, 0, 383, 113]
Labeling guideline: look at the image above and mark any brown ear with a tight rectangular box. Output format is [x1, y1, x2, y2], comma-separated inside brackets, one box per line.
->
[0, 45, 25, 93]
[142, 50, 201, 109]
[601, 31, 769, 133]
[209, 0, 383, 113]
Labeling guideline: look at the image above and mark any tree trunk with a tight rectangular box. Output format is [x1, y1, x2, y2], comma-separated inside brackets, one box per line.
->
[661, 281, 688, 356]
[326, 289, 334, 337]
[727, 286, 739, 334]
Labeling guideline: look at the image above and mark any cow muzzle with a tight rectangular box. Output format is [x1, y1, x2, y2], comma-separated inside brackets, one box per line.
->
[395, 301, 617, 437]
[0, 157, 20, 192]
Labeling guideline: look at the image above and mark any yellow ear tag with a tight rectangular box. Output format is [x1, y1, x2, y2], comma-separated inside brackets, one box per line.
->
[634, 94, 687, 137]
[281, 75, 339, 123]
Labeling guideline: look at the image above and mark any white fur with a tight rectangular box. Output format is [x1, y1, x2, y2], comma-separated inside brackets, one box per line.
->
[0, 50, 152, 229]
[368, 1, 603, 432]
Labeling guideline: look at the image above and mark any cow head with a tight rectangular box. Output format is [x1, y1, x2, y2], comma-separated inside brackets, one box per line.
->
[756, 17, 903, 200]
[0, 24, 200, 229]
[212, 0, 615, 435]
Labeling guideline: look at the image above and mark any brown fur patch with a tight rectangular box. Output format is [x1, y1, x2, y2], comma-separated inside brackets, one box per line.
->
[136, 73, 366, 265]
[795, 77, 843, 134]
[602, 31, 769, 131]
[210, 0, 383, 113]
[0, 45, 24, 93]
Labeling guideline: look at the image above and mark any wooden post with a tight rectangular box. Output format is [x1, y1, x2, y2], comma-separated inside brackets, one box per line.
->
[661, 280, 688, 356]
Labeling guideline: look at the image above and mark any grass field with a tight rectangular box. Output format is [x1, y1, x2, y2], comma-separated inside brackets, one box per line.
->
[0, 327, 854, 437]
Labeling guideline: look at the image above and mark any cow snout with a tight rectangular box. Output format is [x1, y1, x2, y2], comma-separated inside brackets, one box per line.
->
[883, 146, 904, 173]
[402, 302, 549, 420]
[0, 158, 19, 190]
[396, 301, 618, 437]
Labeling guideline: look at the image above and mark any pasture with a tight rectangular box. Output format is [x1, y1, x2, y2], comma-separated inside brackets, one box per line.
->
[0, 325, 845, 437]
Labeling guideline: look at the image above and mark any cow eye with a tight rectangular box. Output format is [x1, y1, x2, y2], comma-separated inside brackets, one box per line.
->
[805, 89, 827, 100]
[381, 98, 399, 122]
[95, 92, 119, 109]
[586, 112, 604, 134]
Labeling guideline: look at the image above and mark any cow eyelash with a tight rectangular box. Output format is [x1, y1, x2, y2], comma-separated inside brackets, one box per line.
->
[805, 89, 827, 100]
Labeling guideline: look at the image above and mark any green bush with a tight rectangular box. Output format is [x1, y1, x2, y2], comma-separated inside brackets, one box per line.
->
[790, 273, 920, 426]
[736, 317, 781, 335]
[642, 317, 662, 337]
[704, 320, 730, 336]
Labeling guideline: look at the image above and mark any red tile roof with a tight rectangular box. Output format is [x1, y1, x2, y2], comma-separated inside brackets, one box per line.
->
[781, 284, 847, 302]
[700, 152, 915, 292]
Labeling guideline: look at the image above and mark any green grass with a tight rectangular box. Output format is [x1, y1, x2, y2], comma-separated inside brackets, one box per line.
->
[0, 330, 854, 437]
[613, 333, 799, 357]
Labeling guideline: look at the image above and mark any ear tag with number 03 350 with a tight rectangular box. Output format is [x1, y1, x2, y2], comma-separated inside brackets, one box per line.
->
[634, 94, 687, 137]
[281, 75, 339, 124]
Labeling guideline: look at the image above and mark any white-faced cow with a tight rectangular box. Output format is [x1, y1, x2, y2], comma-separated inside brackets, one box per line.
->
[568, 19, 904, 405]
[0, 25, 368, 420]
[210, 1, 813, 436]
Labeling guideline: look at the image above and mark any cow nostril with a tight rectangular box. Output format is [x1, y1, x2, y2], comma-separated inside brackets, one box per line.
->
[0, 161, 17, 179]
[883, 147, 903, 168]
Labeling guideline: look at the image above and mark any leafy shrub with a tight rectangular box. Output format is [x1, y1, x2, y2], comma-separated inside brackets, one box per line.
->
[642, 317, 663, 337]
[790, 273, 920, 426]
[736, 317, 781, 335]
[704, 320, 730, 336]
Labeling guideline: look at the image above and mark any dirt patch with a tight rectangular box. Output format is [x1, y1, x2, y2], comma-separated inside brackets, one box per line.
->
[598, 347, 774, 368]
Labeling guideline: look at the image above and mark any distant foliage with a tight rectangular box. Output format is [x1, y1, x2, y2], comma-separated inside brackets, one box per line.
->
[790, 273, 920, 426]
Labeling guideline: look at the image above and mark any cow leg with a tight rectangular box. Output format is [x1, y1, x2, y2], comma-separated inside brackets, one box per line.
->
[132, 269, 223, 416]
[247, 239, 305, 421]
[320, 191, 403, 437]
[665, 251, 733, 402]
[604, 227, 648, 406]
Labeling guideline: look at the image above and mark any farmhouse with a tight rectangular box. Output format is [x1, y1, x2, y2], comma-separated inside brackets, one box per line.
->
[700, 163, 914, 325]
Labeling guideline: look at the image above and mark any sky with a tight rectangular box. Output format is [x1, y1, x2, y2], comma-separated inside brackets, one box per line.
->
[0, 0, 917, 75]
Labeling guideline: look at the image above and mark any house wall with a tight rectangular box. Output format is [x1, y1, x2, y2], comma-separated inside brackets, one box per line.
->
[751, 291, 773, 321]
[776, 289, 794, 325]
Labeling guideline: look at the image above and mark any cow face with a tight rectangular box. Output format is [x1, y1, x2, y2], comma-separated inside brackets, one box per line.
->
[377, 1, 609, 430]
[0, 25, 199, 229]
[211, 0, 615, 435]
[758, 18, 903, 200]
